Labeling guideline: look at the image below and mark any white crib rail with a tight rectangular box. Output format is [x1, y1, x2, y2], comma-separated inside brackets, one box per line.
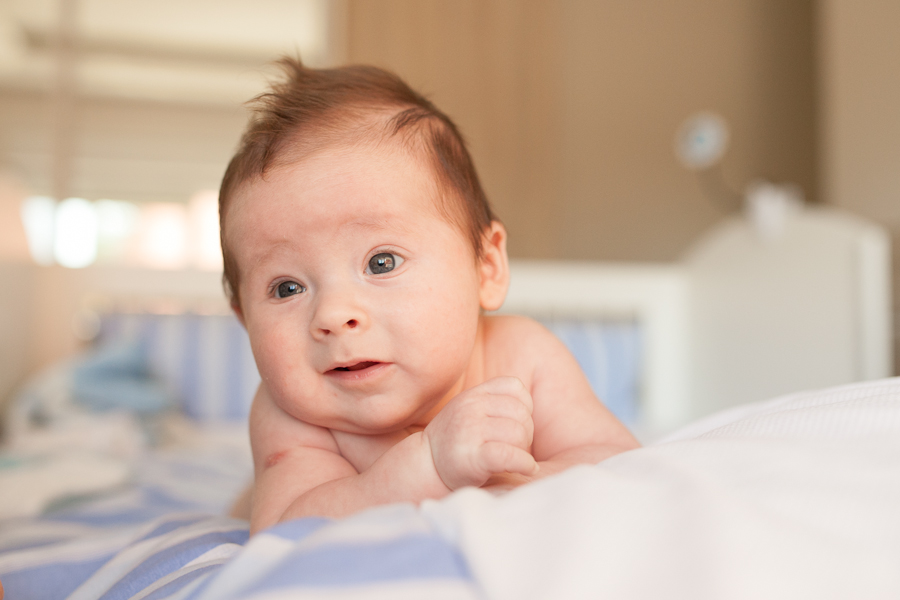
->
[501, 261, 690, 432]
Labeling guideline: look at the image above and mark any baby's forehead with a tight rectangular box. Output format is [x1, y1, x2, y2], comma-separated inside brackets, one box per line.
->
[272, 107, 424, 171]
[294, 140, 441, 202]
[229, 139, 457, 235]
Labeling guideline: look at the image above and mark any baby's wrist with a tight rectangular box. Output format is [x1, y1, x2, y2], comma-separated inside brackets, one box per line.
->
[410, 430, 453, 495]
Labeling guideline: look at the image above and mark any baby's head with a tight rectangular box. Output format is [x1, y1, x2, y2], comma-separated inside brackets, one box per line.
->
[220, 57, 499, 310]
[220, 59, 511, 433]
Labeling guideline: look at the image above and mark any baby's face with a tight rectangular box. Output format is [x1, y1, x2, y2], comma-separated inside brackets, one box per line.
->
[228, 142, 489, 434]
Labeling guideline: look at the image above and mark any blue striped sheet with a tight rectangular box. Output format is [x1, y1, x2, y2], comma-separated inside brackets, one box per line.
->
[189, 505, 477, 600]
[140, 562, 222, 600]
[253, 535, 470, 591]
[94, 530, 248, 600]
[542, 319, 642, 424]
[0, 430, 253, 600]
[1, 504, 478, 600]
[42, 488, 206, 528]
[97, 314, 260, 422]
[97, 313, 643, 425]
[0, 511, 246, 600]
[0, 520, 142, 599]
[0, 551, 116, 599]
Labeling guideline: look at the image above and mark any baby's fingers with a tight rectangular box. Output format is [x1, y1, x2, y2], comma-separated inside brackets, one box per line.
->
[483, 395, 533, 427]
[484, 416, 533, 449]
[482, 376, 533, 414]
[480, 442, 538, 478]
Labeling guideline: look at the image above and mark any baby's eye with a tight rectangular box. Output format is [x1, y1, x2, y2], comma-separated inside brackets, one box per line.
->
[275, 280, 305, 298]
[367, 252, 403, 275]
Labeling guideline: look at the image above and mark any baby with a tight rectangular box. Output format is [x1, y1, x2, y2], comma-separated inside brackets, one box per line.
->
[219, 59, 639, 534]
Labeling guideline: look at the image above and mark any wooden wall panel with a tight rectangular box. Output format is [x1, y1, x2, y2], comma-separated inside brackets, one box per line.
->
[346, 0, 817, 261]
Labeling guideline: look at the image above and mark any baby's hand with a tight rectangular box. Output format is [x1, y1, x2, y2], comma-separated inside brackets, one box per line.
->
[423, 376, 537, 490]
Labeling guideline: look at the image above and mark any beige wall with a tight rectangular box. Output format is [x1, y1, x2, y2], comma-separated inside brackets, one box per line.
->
[347, 0, 818, 261]
[819, 1, 900, 217]
[817, 0, 900, 370]
[0, 89, 246, 203]
[0, 2, 821, 260]
[347, 1, 566, 258]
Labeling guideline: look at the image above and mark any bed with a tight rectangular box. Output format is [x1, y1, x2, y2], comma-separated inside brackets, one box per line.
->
[1, 203, 897, 598]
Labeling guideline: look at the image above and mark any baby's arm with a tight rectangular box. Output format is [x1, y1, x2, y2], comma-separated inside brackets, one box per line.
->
[489, 317, 640, 481]
[250, 386, 442, 534]
[424, 376, 537, 489]
[249, 378, 535, 534]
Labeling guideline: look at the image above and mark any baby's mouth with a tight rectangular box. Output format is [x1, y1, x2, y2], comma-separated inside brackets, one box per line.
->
[325, 360, 390, 382]
[331, 361, 379, 372]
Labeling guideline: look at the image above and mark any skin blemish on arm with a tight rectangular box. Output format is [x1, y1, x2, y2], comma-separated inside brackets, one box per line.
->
[265, 450, 289, 469]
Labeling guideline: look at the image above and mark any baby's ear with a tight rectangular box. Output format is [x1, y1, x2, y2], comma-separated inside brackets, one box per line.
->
[478, 221, 510, 312]
[231, 300, 246, 328]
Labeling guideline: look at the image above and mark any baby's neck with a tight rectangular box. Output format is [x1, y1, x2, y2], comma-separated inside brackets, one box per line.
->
[409, 317, 488, 428]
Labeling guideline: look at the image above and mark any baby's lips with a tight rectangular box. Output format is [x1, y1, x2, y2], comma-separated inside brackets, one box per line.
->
[328, 360, 381, 372]
[323, 360, 392, 383]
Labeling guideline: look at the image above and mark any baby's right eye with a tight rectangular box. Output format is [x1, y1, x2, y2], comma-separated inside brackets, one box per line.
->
[275, 281, 305, 298]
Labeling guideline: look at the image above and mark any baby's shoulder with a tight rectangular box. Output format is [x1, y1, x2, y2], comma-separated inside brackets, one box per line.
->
[482, 313, 554, 344]
[481, 314, 563, 376]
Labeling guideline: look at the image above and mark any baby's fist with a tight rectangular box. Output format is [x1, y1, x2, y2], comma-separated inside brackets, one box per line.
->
[424, 376, 537, 490]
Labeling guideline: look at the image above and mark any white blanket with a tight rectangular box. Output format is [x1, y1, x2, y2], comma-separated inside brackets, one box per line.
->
[420, 377, 900, 599]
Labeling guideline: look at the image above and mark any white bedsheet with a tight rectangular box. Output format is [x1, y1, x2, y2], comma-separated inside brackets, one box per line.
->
[420, 377, 900, 599]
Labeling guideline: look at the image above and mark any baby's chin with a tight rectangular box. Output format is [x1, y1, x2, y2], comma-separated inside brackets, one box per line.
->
[280, 384, 446, 434]
[321, 403, 432, 436]
[334, 414, 421, 436]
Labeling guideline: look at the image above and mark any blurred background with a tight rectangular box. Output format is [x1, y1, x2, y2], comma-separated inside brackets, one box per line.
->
[0, 0, 898, 418]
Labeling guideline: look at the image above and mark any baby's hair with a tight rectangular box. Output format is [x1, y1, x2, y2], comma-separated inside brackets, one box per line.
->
[219, 57, 496, 307]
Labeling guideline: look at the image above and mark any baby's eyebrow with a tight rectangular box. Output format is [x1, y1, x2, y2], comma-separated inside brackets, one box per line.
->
[254, 239, 296, 261]
[346, 218, 391, 232]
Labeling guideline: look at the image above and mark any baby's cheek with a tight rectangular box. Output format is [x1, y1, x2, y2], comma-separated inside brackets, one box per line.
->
[425, 317, 478, 368]
[258, 356, 314, 415]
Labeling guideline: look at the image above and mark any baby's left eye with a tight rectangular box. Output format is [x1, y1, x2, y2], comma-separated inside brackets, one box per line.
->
[275, 280, 305, 298]
[367, 252, 403, 275]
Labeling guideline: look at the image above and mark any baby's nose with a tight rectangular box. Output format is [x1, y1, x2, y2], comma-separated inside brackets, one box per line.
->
[311, 293, 368, 338]
[315, 318, 362, 340]
[319, 318, 358, 335]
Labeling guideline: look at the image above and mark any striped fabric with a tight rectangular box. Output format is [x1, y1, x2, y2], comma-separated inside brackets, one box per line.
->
[97, 314, 260, 422]
[1, 508, 482, 600]
[0, 428, 254, 600]
[97, 314, 642, 425]
[0, 511, 248, 600]
[190, 508, 478, 600]
[0, 482, 478, 600]
[541, 319, 641, 424]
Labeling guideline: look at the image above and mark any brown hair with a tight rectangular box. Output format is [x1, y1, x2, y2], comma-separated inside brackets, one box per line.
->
[219, 57, 496, 306]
